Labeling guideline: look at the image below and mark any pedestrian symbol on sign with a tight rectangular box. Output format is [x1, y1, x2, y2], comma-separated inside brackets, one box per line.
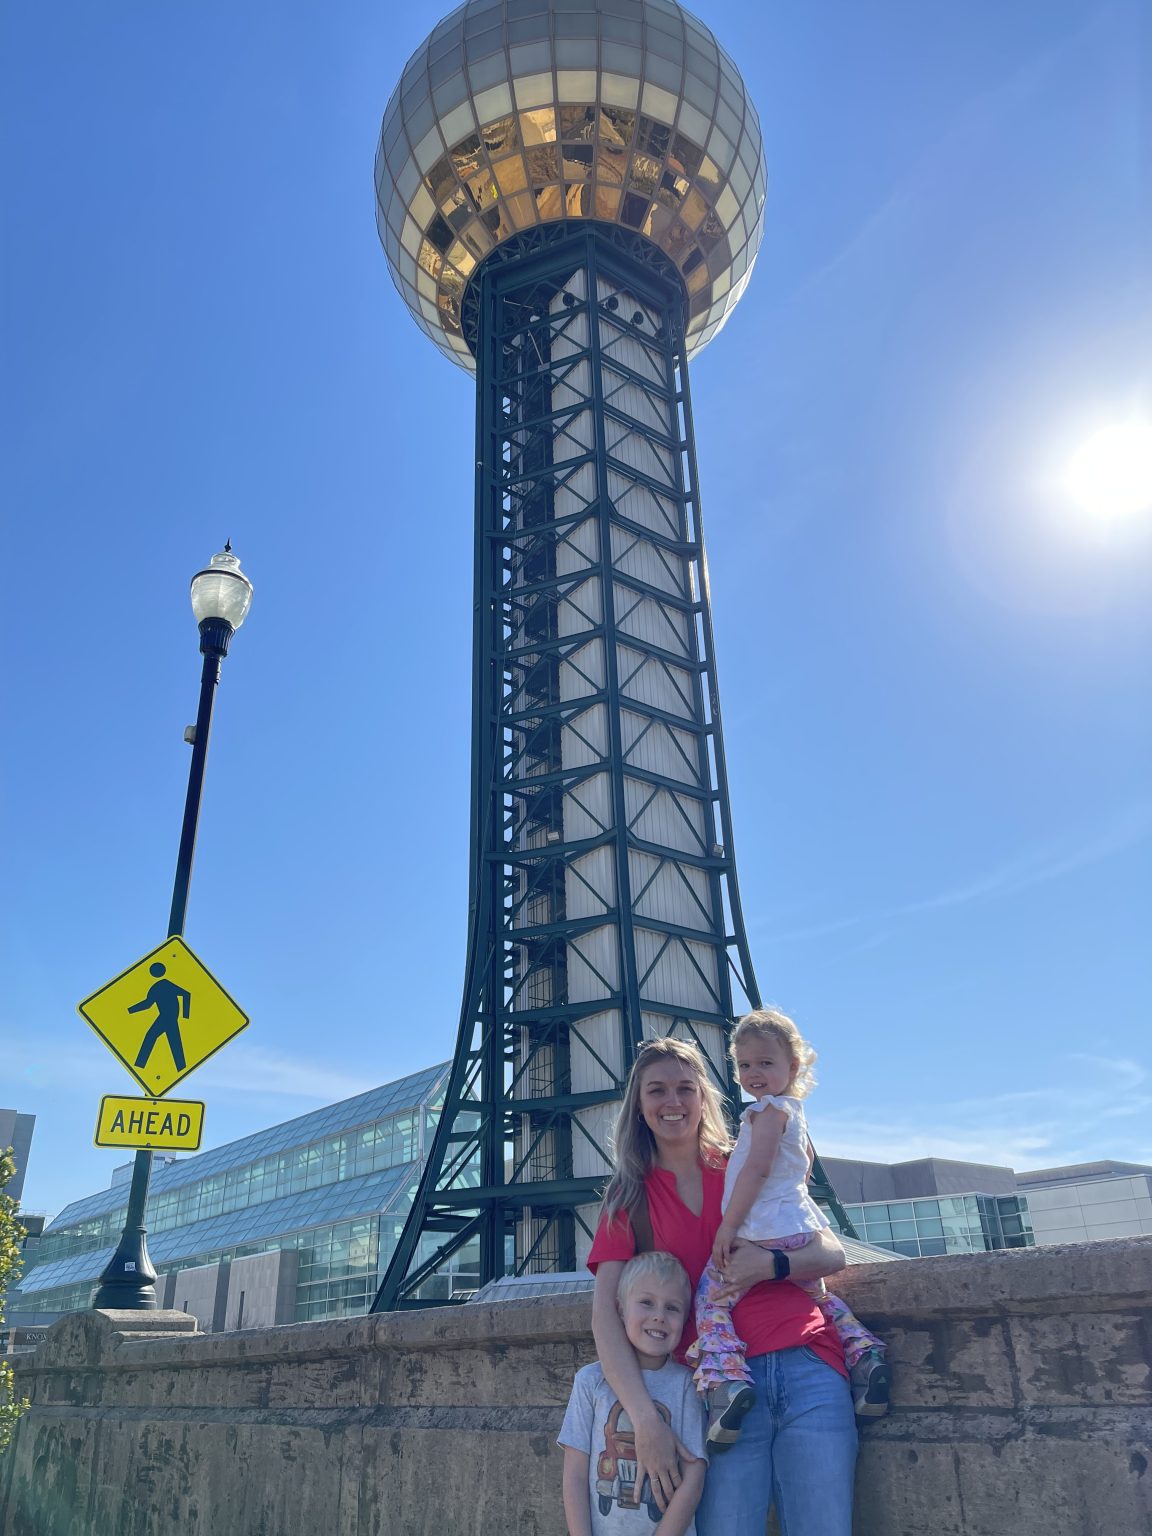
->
[128, 962, 191, 1073]
[78, 936, 249, 1098]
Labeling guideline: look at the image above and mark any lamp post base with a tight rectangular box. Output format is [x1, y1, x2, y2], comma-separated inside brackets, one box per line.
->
[92, 1229, 158, 1311]
[92, 1147, 158, 1311]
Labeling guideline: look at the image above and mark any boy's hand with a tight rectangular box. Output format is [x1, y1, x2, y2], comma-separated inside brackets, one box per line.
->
[712, 1218, 739, 1269]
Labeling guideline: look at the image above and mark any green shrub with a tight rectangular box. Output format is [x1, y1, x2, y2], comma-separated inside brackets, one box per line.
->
[0, 1149, 30, 1452]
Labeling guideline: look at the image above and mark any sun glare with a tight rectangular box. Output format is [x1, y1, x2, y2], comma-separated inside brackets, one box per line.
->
[1065, 422, 1152, 520]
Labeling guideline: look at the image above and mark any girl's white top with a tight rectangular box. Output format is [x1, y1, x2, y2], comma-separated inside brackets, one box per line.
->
[723, 1094, 830, 1241]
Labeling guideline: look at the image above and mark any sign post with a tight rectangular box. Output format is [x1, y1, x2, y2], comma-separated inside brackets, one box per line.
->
[86, 545, 253, 1312]
[80, 933, 249, 1308]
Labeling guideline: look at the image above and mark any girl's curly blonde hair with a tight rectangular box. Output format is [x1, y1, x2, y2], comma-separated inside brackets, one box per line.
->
[730, 1008, 818, 1099]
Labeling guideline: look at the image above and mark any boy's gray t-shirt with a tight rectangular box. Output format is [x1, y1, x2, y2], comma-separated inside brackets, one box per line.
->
[558, 1359, 707, 1534]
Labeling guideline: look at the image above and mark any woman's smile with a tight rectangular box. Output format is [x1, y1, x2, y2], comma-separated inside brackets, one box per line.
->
[639, 1060, 704, 1144]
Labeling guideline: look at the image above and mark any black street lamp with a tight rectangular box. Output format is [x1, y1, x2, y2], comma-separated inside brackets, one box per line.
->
[93, 544, 253, 1312]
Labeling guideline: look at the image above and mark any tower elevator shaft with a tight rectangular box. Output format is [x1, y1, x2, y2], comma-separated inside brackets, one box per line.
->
[374, 226, 830, 1310]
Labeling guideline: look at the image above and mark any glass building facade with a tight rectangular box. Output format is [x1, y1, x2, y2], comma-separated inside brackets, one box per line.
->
[13, 1063, 475, 1327]
[836, 1193, 1035, 1259]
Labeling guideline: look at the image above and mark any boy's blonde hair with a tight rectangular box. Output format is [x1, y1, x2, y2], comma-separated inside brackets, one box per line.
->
[730, 1008, 818, 1100]
[617, 1250, 691, 1310]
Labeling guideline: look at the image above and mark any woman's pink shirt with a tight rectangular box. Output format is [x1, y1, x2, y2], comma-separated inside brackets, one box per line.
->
[588, 1162, 847, 1378]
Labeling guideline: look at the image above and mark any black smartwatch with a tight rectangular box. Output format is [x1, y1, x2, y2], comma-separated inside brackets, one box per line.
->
[771, 1250, 791, 1281]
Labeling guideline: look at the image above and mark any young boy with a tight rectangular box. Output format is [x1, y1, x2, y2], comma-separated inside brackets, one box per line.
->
[558, 1251, 707, 1535]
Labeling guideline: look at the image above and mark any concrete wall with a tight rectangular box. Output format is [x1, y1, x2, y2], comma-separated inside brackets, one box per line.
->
[169, 1259, 230, 1333]
[152, 1251, 298, 1332]
[2, 1238, 1150, 1536]
[223, 1250, 299, 1329]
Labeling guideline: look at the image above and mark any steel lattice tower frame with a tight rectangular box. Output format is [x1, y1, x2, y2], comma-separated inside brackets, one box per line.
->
[374, 223, 849, 1309]
[369, 1, 853, 1310]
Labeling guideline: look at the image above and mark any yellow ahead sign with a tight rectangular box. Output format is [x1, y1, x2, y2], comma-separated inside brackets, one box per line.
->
[78, 936, 249, 1097]
[95, 1095, 205, 1151]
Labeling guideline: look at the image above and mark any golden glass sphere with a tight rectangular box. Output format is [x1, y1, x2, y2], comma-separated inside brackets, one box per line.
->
[375, 0, 767, 369]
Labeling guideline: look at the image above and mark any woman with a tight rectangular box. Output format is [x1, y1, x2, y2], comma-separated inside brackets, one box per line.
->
[588, 1037, 857, 1535]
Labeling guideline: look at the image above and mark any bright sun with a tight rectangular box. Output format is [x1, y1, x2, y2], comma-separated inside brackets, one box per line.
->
[1066, 422, 1152, 519]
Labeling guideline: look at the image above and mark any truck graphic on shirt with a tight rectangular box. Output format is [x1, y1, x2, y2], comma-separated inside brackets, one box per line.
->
[595, 1399, 671, 1522]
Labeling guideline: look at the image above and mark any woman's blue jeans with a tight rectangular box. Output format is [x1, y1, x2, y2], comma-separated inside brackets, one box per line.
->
[696, 1347, 858, 1536]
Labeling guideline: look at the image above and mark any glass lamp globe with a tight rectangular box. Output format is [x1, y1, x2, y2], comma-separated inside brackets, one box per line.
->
[190, 545, 254, 632]
[375, 0, 767, 370]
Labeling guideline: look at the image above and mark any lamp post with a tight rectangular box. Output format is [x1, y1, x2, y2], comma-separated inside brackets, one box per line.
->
[93, 544, 253, 1312]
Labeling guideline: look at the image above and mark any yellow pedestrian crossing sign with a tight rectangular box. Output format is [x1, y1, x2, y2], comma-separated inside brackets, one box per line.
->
[78, 936, 248, 1098]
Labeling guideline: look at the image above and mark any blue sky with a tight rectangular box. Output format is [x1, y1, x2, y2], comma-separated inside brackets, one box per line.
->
[3, 0, 1149, 1220]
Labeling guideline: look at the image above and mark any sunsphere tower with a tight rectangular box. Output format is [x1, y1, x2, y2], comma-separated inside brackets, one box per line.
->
[371, 0, 846, 1309]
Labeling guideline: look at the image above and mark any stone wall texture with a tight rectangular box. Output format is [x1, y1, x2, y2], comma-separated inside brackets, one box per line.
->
[1, 1237, 1149, 1536]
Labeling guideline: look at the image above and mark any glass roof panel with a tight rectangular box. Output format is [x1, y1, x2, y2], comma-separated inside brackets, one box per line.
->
[44, 1065, 449, 1230]
[508, 15, 551, 44]
[23, 1162, 420, 1291]
[646, 30, 684, 67]
[429, 48, 465, 86]
[434, 74, 470, 115]
[555, 39, 597, 66]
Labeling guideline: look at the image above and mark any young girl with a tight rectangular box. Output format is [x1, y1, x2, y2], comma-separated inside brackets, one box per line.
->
[688, 1009, 891, 1449]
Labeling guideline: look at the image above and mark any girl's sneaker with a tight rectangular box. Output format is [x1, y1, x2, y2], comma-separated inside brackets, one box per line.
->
[705, 1381, 756, 1451]
[851, 1354, 892, 1418]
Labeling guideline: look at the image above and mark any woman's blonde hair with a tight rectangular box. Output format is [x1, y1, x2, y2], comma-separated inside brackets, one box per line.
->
[602, 1036, 732, 1227]
[730, 1008, 818, 1099]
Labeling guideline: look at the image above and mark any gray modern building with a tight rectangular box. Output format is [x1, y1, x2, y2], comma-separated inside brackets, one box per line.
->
[823, 1154, 1152, 1258]
[0, 1109, 36, 1203]
[12, 1065, 456, 1332]
[1015, 1160, 1152, 1246]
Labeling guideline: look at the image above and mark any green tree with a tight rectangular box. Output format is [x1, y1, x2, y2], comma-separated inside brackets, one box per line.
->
[0, 1148, 30, 1452]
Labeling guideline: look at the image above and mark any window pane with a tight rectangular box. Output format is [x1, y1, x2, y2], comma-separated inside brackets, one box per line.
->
[945, 1234, 977, 1253]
